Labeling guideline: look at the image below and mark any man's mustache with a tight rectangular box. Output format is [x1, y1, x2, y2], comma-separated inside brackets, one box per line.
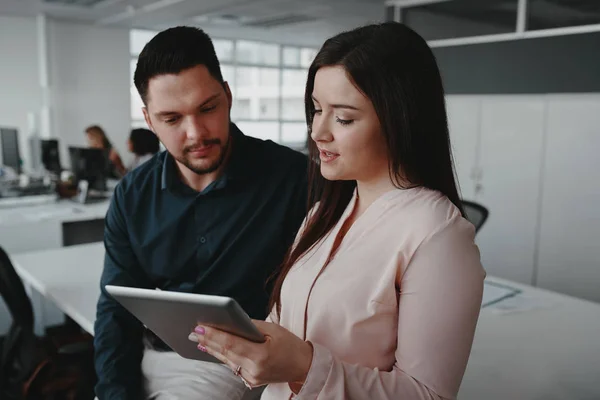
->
[183, 139, 221, 153]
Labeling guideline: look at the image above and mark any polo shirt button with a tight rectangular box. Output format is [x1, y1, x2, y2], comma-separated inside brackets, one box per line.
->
[200, 236, 206, 244]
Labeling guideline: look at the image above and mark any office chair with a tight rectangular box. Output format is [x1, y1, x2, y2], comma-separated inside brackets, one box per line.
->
[0, 246, 95, 400]
[461, 200, 489, 233]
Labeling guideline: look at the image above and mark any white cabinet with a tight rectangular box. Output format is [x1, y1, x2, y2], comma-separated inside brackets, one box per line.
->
[448, 96, 546, 285]
[536, 95, 600, 303]
[447, 94, 600, 303]
[447, 96, 481, 200]
[476, 97, 546, 284]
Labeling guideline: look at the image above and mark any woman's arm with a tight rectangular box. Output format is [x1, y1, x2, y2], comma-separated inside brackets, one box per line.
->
[294, 217, 485, 400]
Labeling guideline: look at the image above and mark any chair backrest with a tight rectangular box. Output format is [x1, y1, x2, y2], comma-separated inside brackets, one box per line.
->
[0, 246, 37, 393]
[461, 200, 489, 233]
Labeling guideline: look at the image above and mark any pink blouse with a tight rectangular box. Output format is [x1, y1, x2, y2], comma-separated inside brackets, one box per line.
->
[262, 187, 485, 400]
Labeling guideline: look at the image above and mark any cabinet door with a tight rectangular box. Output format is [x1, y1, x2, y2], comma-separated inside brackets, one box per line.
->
[446, 96, 481, 200]
[476, 96, 546, 284]
[536, 95, 600, 302]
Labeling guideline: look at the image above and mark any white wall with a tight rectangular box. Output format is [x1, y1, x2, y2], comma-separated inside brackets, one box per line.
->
[47, 19, 132, 167]
[0, 15, 42, 169]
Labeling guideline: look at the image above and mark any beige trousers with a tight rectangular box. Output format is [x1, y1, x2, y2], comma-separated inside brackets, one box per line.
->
[141, 349, 264, 400]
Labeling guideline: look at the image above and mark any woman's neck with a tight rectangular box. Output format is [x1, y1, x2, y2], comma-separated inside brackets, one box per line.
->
[355, 175, 397, 216]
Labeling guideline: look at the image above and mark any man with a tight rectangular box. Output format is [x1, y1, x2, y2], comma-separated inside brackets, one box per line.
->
[94, 26, 307, 399]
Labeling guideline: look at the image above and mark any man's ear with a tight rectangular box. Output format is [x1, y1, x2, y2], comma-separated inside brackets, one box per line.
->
[223, 81, 233, 111]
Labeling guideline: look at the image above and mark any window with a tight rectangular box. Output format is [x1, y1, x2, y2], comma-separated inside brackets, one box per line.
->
[236, 41, 280, 66]
[130, 30, 317, 145]
[283, 47, 301, 67]
[282, 122, 308, 144]
[213, 39, 234, 62]
[300, 48, 318, 68]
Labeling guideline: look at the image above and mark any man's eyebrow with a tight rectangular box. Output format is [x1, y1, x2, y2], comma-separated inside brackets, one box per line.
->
[154, 93, 221, 117]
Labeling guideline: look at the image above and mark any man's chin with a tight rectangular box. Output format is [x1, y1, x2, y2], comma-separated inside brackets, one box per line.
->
[182, 158, 222, 176]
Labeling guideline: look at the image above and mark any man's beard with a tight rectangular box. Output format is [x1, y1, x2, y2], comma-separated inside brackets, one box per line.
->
[175, 136, 230, 175]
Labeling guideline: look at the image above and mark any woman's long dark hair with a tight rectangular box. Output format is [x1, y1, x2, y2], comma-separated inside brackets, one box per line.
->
[269, 22, 464, 318]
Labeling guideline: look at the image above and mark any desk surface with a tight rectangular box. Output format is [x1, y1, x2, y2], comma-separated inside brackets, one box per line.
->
[13, 243, 104, 334]
[0, 198, 110, 227]
[12, 243, 600, 400]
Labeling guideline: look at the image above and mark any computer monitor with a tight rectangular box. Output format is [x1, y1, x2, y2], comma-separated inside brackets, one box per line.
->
[68, 147, 108, 192]
[41, 139, 62, 175]
[0, 127, 21, 174]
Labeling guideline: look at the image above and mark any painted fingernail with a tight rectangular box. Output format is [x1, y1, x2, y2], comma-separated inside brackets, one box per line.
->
[195, 326, 205, 335]
[188, 333, 198, 342]
[197, 344, 207, 352]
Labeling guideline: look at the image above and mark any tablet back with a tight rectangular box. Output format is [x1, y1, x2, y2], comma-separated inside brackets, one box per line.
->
[105, 285, 265, 362]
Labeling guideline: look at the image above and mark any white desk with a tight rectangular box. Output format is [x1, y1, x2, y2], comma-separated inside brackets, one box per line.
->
[0, 199, 110, 253]
[11, 243, 600, 400]
[0, 199, 110, 334]
[12, 243, 104, 335]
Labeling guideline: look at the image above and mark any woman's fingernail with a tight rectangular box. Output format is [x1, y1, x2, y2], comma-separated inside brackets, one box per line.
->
[188, 333, 198, 342]
[198, 344, 207, 352]
[195, 326, 205, 335]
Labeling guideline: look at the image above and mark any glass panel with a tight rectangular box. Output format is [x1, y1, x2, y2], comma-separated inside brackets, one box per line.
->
[283, 47, 301, 67]
[282, 122, 308, 143]
[236, 121, 280, 142]
[221, 65, 234, 86]
[403, 0, 518, 41]
[130, 29, 158, 56]
[235, 67, 280, 120]
[259, 98, 279, 119]
[281, 98, 305, 121]
[527, 0, 600, 31]
[236, 67, 255, 88]
[231, 98, 251, 120]
[282, 69, 306, 120]
[213, 39, 234, 62]
[236, 40, 280, 66]
[259, 68, 280, 86]
[300, 48, 318, 67]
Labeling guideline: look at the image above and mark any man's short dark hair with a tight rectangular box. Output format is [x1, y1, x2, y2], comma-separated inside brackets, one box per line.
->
[133, 26, 224, 104]
[129, 128, 160, 156]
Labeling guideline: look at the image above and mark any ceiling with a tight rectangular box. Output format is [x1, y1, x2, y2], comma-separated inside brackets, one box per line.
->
[0, 0, 386, 46]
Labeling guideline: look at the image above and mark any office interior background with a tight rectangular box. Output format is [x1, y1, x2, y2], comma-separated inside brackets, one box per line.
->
[0, 0, 599, 399]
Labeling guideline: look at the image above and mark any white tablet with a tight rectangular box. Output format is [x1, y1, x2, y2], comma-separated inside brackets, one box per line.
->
[105, 285, 265, 362]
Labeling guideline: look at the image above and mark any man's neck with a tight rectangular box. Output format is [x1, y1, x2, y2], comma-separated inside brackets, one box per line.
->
[176, 163, 222, 192]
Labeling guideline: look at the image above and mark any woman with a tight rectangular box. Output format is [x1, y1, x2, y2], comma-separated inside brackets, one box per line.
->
[85, 125, 126, 178]
[127, 128, 160, 170]
[189, 22, 485, 399]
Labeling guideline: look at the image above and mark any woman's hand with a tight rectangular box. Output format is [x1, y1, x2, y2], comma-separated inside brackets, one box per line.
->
[189, 320, 313, 389]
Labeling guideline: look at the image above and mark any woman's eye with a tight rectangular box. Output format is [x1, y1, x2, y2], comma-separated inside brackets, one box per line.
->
[336, 117, 354, 126]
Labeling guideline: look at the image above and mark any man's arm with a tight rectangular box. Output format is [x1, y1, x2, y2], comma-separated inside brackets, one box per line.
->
[94, 185, 151, 399]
